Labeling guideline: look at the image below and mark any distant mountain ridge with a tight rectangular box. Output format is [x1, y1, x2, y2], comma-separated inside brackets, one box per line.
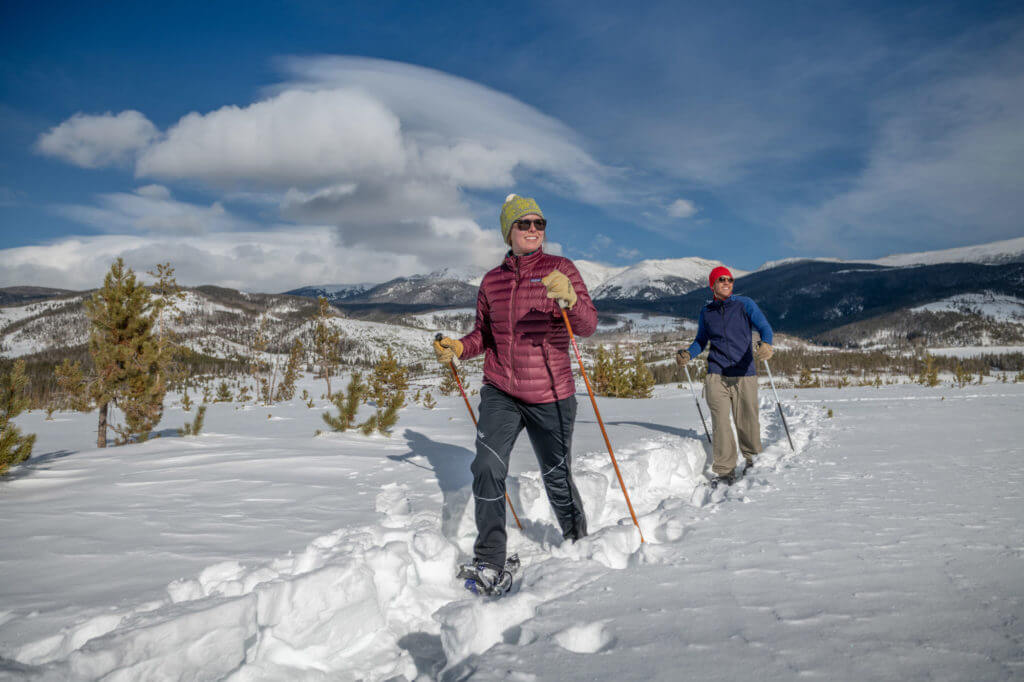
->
[0, 286, 76, 307]
[620, 259, 1024, 340]
[758, 235, 1024, 271]
[287, 257, 739, 308]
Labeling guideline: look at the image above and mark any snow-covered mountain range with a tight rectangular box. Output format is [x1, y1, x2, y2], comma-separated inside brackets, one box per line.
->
[290, 237, 1024, 308]
[758, 235, 1024, 272]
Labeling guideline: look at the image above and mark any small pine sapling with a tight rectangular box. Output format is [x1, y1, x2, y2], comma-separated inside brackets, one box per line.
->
[216, 381, 233, 402]
[322, 372, 366, 432]
[362, 347, 408, 436]
[422, 391, 436, 409]
[1, 359, 36, 474]
[179, 405, 207, 436]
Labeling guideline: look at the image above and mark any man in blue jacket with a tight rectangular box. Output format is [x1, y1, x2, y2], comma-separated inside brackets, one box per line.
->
[677, 266, 774, 483]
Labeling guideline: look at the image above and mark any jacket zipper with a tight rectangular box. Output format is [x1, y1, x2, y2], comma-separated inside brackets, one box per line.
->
[508, 257, 519, 386]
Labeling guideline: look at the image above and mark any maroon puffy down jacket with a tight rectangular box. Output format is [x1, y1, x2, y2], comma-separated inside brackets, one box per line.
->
[459, 248, 597, 404]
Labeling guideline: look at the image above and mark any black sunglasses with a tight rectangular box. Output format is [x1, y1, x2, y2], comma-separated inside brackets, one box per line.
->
[514, 218, 547, 231]
[717, 276, 734, 283]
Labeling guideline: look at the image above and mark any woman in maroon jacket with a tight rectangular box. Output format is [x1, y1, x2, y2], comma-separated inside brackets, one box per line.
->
[434, 194, 597, 594]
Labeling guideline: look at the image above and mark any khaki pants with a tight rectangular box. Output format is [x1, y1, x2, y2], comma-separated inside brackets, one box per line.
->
[705, 374, 762, 475]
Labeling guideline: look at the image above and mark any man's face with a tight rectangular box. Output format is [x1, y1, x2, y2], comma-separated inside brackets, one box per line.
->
[510, 213, 545, 255]
[712, 274, 734, 300]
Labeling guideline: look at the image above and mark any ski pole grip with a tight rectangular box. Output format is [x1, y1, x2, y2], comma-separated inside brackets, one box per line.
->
[436, 332, 462, 368]
[558, 299, 569, 309]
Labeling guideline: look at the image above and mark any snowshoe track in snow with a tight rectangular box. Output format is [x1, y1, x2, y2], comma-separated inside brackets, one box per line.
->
[4, 394, 821, 681]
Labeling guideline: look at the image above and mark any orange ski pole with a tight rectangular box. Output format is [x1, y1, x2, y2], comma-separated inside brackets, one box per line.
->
[436, 334, 523, 531]
[557, 303, 645, 543]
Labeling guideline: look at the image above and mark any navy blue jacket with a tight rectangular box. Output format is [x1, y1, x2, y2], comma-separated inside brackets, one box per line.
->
[687, 295, 773, 377]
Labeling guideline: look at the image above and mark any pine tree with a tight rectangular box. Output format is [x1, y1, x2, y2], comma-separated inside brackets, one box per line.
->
[247, 314, 269, 402]
[147, 262, 186, 391]
[179, 405, 207, 436]
[1, 359, 36, 474]
[312, 297, 342, 398]
[438, 360, 469, 396]
[362, 347, 408, 436]
[275, 339, 303, 402]
[591, 345, 611, 396]
[629, 349, 655, 399]
[422, 391, 437, 409]
[322, 371, 366, 432]
[954, 362, 971, 388]
[796, 366, 819, 389]
[58, 258, 167, 447]
[215, 381, 233, 402]
[918, 354, 939, 387]
[592, 344, 648, 398]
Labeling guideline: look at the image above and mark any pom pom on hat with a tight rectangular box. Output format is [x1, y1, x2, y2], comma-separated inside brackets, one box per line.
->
[500, 194, 544, 244]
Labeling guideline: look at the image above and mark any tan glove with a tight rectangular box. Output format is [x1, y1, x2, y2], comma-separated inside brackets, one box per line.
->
[541, 270, 578, 309]
[754, 341, 773, 362]
[433, 337, 464, 365]
[675, 349, 691, 367]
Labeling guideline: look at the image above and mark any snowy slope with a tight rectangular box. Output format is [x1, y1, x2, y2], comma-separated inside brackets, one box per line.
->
[912, 292, 1024, 322]
[758, 235, 1024, 272]
[2, 379, 1022, 680]
[870, 235, 1024, 267]
[565, 260, 628, 294]
[0, 287, 447, 366]
[591, 257, 745, 300]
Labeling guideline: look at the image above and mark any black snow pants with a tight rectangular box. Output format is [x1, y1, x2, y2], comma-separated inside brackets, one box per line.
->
[471, 384, 588, 569]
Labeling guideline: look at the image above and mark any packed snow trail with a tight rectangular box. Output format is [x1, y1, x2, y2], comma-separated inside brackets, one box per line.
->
[2, 383, 1021, 679]
[446, 387, 1024, 681]
[0, 383, 813, 680]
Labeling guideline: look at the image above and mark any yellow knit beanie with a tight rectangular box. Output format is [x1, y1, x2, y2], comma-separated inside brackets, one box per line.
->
[499, 194, 543, 244]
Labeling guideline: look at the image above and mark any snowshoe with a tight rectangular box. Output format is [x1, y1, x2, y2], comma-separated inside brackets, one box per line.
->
[708, 472, 736, 488]
[457, 553, 519, 597]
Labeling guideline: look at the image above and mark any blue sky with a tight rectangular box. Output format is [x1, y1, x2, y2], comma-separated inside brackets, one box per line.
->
[1, 0, 1022, 291]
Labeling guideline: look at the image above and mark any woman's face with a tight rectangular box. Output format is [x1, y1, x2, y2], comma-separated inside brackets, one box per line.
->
[510, 213, 545, 256]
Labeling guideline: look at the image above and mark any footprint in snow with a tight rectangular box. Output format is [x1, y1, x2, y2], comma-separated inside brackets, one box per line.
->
[552, 620, 615, 654]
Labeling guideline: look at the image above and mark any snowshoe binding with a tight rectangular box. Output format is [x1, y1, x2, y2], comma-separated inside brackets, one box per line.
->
[457, 554, 520, 597]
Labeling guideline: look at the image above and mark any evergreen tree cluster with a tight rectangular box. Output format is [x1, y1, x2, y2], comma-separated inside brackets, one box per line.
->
[590, 345, 654, 399]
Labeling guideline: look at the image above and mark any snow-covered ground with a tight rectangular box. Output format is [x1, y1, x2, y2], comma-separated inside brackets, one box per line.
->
[1, 377, 1022, 680]
[913, 293, 1024, 323]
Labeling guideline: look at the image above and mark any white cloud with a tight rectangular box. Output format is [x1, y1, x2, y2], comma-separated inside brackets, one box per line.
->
[667, 198, 697, 218]
[136, 89, 407, 185]
[0, 226, 507, 292]
[29, 57, 641, 284]
[135, 184, 172, 200]
[54, 186, 251, 236]
[35, 111, 157, 168]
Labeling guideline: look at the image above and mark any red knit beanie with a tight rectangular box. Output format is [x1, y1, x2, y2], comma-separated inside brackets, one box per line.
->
[708, 266, 733, 288]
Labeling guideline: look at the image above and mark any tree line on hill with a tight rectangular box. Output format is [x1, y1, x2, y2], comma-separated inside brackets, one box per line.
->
[4, 258, 1024, 478]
